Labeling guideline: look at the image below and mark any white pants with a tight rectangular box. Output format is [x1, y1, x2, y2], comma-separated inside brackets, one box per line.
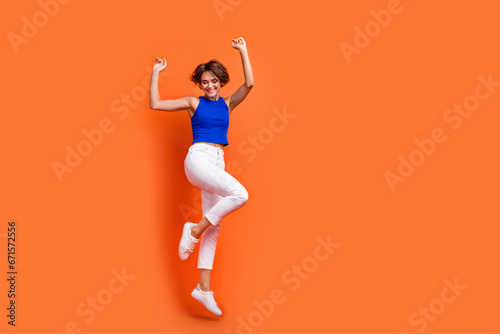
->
[184, 143, 249, 270]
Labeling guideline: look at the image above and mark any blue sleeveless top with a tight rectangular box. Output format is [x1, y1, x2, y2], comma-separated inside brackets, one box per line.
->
[190, 96, 230, 147]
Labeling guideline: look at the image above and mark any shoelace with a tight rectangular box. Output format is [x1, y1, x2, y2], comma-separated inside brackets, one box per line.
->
[184, 238, 197, 253]
[206, 291, 218, 307]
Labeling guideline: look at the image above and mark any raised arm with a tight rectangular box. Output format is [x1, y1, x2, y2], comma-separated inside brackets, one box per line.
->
[149, 57, 195, 112]
[227, 37, 254, 113]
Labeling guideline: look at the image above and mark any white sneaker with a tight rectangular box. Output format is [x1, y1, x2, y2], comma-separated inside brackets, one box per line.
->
[191, 284, 222, 316]
[178, 222, 199, 260]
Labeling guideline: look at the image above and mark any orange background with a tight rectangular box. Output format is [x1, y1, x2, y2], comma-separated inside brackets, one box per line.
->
[1, 0, 499, 333]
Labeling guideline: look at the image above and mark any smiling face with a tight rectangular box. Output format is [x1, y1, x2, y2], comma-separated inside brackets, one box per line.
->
[199, 71, 221, 99]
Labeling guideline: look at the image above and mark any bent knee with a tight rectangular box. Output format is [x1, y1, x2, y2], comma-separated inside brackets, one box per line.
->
[231, 187, 249, 205]
[240, 188, 249, 204]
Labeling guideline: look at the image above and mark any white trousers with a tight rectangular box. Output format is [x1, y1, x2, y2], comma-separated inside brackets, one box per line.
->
[184, 143, 249, 270]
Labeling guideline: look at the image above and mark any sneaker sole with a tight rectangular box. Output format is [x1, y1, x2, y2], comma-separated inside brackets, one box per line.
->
[178, 222, 195, 260]
[191, 289, 222, 316]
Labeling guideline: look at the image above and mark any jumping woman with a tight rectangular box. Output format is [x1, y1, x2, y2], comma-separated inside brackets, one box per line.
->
[149, 37, 254, 316]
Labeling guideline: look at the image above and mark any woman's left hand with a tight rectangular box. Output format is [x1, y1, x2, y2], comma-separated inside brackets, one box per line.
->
[231, 37, 247, 51]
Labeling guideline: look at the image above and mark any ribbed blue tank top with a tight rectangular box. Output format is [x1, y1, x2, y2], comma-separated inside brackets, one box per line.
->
[190, 96, 230, 146]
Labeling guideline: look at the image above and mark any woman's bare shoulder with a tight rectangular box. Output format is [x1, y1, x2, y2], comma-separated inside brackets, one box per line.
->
[186, 95, 201, 117]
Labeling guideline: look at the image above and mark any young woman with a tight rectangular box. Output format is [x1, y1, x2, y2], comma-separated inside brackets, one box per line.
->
[149, 37, 254, 316]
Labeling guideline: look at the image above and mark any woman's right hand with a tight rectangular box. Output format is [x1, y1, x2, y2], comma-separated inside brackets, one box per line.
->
[153, 57, 167, 73]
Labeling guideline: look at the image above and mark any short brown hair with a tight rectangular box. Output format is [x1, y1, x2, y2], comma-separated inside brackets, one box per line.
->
[190, 59, 230, 87]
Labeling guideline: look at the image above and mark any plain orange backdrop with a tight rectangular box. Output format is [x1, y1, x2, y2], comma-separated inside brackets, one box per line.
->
[1, 0, 500, 333]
